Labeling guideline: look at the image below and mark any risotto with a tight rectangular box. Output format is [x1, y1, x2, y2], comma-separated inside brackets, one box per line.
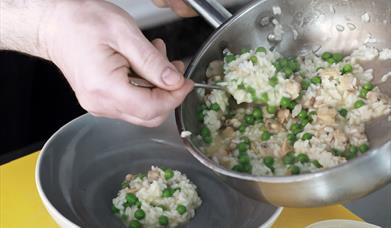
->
[195, 46, 391, 176]
[112, 166, 202, 227]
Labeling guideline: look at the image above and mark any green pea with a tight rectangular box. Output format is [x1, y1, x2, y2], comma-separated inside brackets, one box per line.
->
[287, 133, 297, 145]
[162, 188, 174, 198]
[297, 153, 310, 163]
[289, 165, 300, 175]
[312, 160, 323, 168]
[354, 100, 365, 109]
[196, 110, 204, 122]
[284, 67, 293, 78]
[112, 205, 120, 214]
[126, 193, 138, 206]
[239, 154, 250, 164]
[327, 58, 335, 65]
[269, 75, 279, 87]
[298, 110, 308, 120]
[348, 145, 358, 154]
[159, 215, 169, 225]
[341, 64, 353, 74]
[332, 53, 344, 63]
[239, 124, 246, 133]
[256, 47, 267, 53]
[321, 52, 332, 60]
[134, 209, 145, 220]
[311, 76, 322, 85]
[283, 152, 296, 165]
[263, 156, 274, 168]
[301, 79, 311, 90]
[290, 123, 303, 134]
[240, 48, 251, 54]
[280, 97, 293, 109]
[232, 164, 243, 172]
[237, 142, 248, 153]
[359, 88, 369, 98]
[128, 220, 142, 228]
[224, 54, 236, 63]
[261, 131, 272, 141]
[343, 150, 357, 160]
[301, 133, 313, 141]
[242, 163, 252, 173]
[338, 108, 348, 118]
[210, 103, 220, 111]
[266, 105, 277, 114]
[202, 135, 212, 144]
[288, 59, 299, 72]
[164, 168, 174, 180]
[300, 116, 312, 127]
[250, 56, 258, 64]
[259, 92, 269, 104]
[200, 127, 211, 138]
[280, 58, 289, 68]
[331, 148, 343, 156]
[244, 114, 255, 125]
[363, 82, 375, 91]
[273, 61, 283, 72]
[252, 107, 263, 120]
[135, 201, 142, 209]
[359, 143, 369, 153]
[176, 204, 187, 215]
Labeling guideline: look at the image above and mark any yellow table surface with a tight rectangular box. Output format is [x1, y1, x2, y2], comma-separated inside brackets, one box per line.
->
[0, 152, 363, 228]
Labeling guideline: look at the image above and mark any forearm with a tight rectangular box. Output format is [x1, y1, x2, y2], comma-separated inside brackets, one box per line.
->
[0, 0, 55, 59]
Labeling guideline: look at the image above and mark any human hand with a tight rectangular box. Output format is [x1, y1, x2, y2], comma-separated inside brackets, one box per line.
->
[41, 0, 193, 127]
[152, 0, 197, 17]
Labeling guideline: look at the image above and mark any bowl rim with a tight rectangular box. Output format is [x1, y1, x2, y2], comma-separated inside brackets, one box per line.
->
[35, 115, 85, 228]
[175, 0, 391, 183]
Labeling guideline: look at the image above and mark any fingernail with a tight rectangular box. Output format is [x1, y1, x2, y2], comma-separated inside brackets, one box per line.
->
[162, 67, 181, 86]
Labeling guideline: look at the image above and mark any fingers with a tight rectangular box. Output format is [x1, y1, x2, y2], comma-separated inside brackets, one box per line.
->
[152, 0, 197, 17]
[152, 38, 167, 57]
[116, 30, 185, 91]
[167, 0, 197, 17]
[152, 0, 168, 7]
[171, 60, 185, 74]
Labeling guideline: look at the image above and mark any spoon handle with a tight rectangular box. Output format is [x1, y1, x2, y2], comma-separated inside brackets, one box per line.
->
[129, 76, 224, 91]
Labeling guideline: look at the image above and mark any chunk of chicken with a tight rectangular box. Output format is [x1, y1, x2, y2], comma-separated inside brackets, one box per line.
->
[277, 109, 290, 124]
[222, 127, 235, 138]
[319, 68, 341, 80]
[206, 60, 224, 78]
[331, 128, 348, 150]
[284, 80, 301, 99]
[317, 106, 337, 125]
[265, 119, 284, 133]
[125, 174, 133, 181]
[279, 139, 292, 156]
[339, 75, 357, 91]
[147, 170, 160, 181]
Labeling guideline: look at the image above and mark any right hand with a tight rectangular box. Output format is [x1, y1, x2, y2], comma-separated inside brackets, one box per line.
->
[41, 0, 193, 127]
[152, 0, 197, 17]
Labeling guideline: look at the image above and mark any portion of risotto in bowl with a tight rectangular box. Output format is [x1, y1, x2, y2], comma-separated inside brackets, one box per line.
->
[112, 166, 202, 227]
[195, 46, 391, 176]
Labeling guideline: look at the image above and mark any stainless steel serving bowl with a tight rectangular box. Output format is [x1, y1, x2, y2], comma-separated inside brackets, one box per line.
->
[176, 0, 391, 207]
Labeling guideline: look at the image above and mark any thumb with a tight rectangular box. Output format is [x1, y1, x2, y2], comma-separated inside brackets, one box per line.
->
[116, 30, 184, 91]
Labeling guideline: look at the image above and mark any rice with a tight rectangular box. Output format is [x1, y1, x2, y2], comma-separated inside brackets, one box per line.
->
[196, 45, 391, 176]
[112, 167, 202, 227]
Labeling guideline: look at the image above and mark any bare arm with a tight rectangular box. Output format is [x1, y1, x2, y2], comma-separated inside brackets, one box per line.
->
[0, 0, 54, 59]
[0, 0, 193, 127]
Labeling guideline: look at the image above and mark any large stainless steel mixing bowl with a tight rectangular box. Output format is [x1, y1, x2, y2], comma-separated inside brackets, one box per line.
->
[176, 0, 391, 207]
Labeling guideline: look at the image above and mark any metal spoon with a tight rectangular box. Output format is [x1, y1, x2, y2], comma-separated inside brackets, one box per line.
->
[128, 76, 225, 90]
